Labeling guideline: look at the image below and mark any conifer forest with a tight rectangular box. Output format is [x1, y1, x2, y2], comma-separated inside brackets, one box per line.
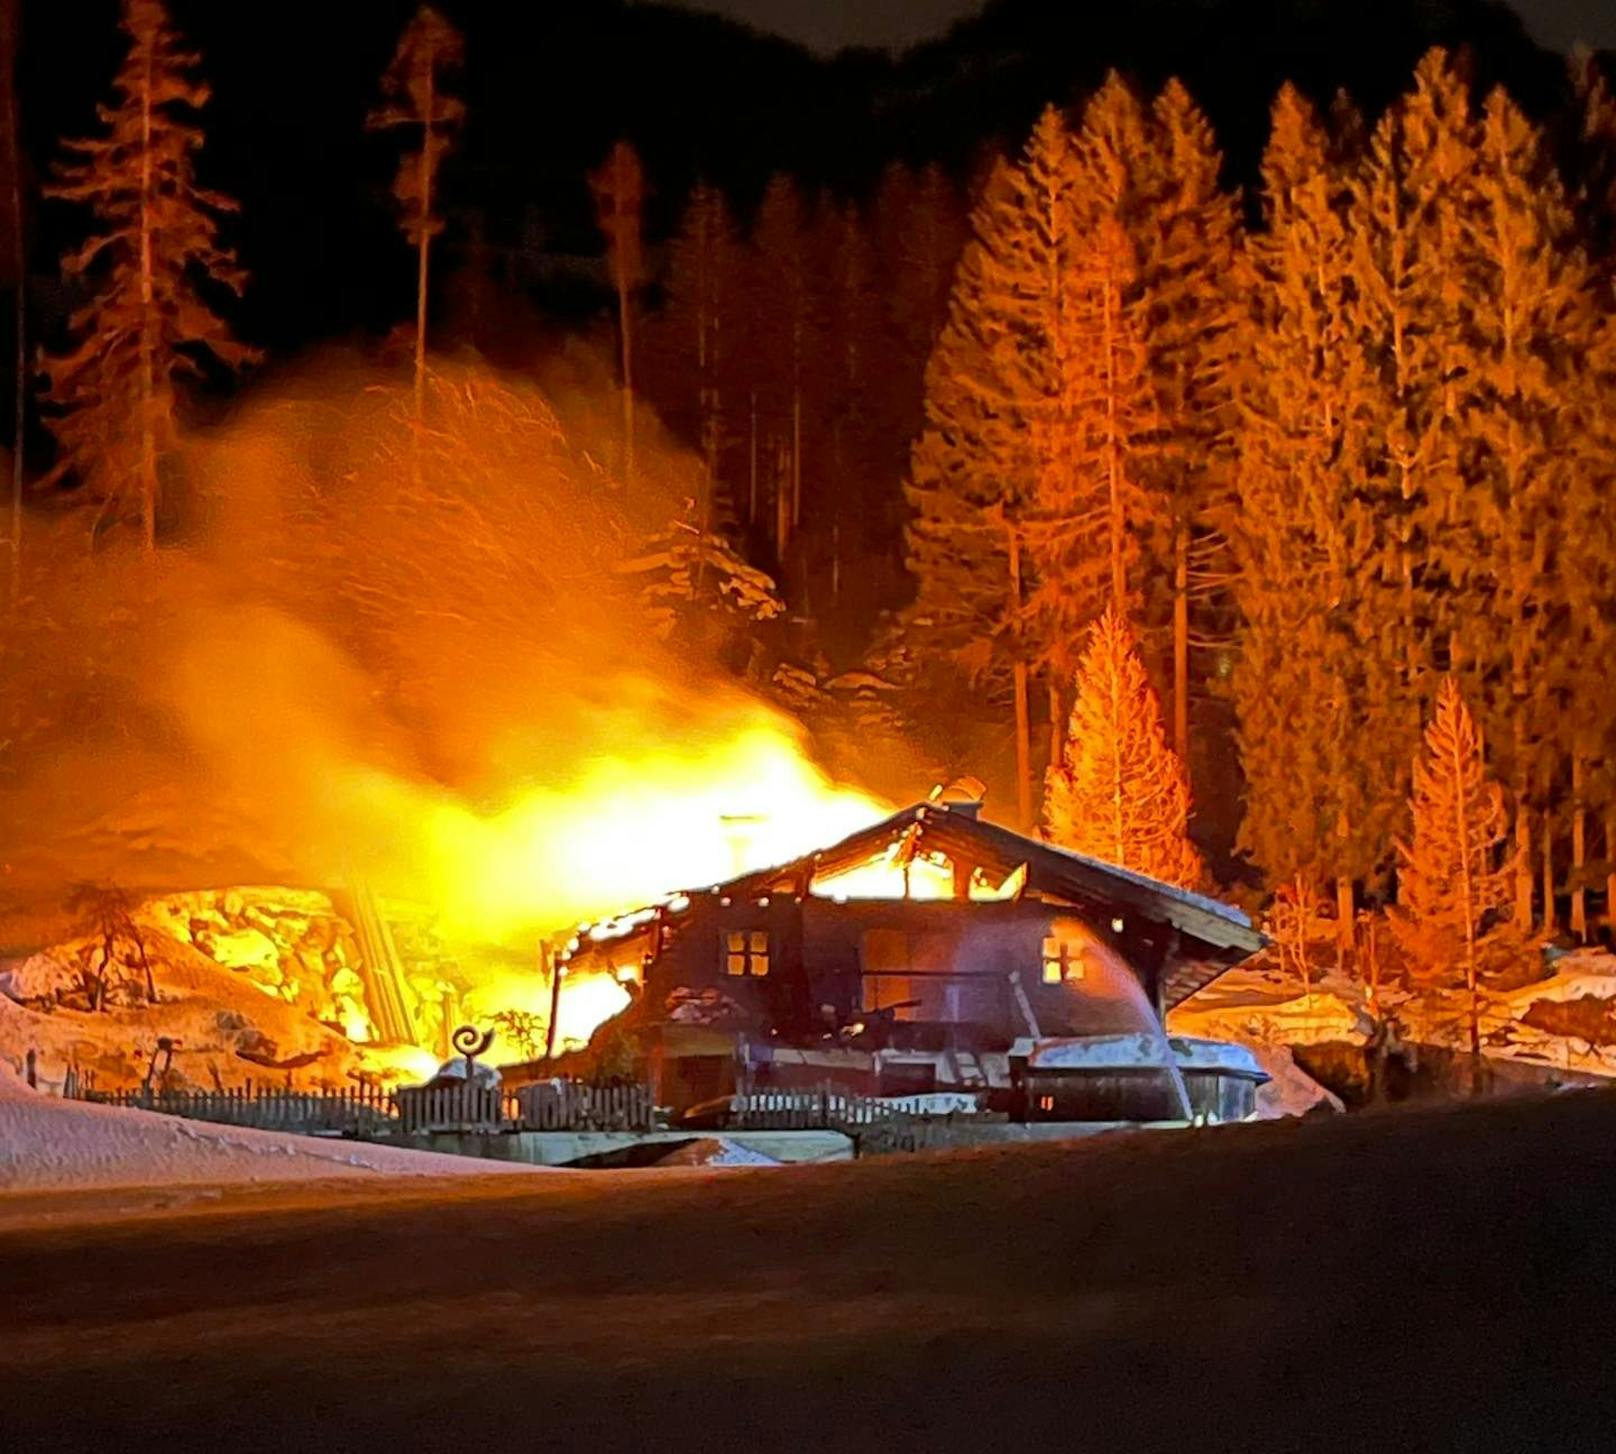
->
[4, 0, 1616, 1057]
[11, 5, 1616, 1450]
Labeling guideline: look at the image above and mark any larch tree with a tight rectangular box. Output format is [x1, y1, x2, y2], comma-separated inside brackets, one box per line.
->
[1042, 608, 1203, 887]
[903, 109, 1079, 828]
[43, 0, 251, 552]
[1229, 84, 1399, 929]
[368, 5, 464, 431]
[1390, 676, 1511, 1071]
[588, 139, 645, 489]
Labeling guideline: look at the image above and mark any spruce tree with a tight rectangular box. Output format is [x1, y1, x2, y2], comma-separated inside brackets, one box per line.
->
[1025, 74, 1162, 681]
[1229, 85, 1400, 913]
[1454, 87, 1595, 932]
[1137, 77, 1242, 761]
[588, 139, 645, 489]
[1043, 609, 1202, 888]
[807, 197, 883, 616]
[741, 175, 810, 550]
[1349, 49, 1476, 707]
[902, 110, 1080, 826]
[44, 0, 251, 551]
[1391, 677, 1510, 1069]
[652, 182, 742, 514]
[369, 5, 464, 431]
[1, 0, 23, 600]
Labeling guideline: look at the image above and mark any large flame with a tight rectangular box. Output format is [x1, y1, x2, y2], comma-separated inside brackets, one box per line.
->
[399, 714, 891, 940]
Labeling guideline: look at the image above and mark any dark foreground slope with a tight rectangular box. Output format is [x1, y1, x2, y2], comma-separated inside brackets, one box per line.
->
[5, 1093, 1616, 1452]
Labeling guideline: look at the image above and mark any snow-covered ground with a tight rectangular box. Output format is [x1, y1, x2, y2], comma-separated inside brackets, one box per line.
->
[1172, 947, 1616, 1088]
[0, 1063, 537, 1192]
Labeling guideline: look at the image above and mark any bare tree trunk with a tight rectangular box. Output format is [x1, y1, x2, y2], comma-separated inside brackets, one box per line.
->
[1514, 788, 1533, 932]
[1335, 876, 1353, 976]
[2, 0, 21, 604]
[1541, 805, 1556, 939]
[1048, 677, 1063, 772]
[1172, 523, 1189, 762]
[1572, 753, 1587, 941]
[747, 388, 757, 527]
[1006, 521, 1031, 831]
[137, 37, 157, 553]
[1101, 271, 1126, 614]
[791, 385, 801, 534]
[1452, 724, 1482, 1085]
[617, 250, 634, 489]
[413, 62, 434, 435]
[1608, 809, 1616, 941]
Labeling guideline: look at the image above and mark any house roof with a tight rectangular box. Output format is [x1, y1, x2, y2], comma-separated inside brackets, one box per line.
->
[712, 801, 1265, 1008]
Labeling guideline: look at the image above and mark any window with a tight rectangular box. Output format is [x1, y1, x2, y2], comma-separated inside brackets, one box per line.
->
[1041, 935, 1086, 985]
[724, 930, 770, 977]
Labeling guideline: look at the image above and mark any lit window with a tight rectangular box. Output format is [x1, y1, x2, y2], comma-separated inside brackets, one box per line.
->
[1037, 1094, 1055, 1112]
[723, 930, 770, 977]
[1041, 935, 1085, 983]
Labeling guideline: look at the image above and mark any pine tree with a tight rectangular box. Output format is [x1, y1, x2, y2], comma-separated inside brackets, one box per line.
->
[1043, 609, 1203, 887]
[903, 110, 1081, 827]
[43, 0, 251, 551]
[368, 5, 464, 430]
[1390, 677, 1510, 1068]
[588, 139, 645, 488]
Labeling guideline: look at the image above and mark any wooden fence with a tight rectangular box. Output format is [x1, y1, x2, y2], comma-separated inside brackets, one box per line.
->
[77, 1082, 399, 1138]
[728, 1085, 962, 1132]
[69, 1072, 656, 1137]
[515, 1079, 654, 1132]
[393, 1083, 524, 1134]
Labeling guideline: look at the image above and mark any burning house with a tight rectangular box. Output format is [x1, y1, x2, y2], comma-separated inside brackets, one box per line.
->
[537, 789, 1269, 1125]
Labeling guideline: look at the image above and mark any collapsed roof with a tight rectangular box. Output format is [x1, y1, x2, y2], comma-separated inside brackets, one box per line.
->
[712, 801, 1264, 1009]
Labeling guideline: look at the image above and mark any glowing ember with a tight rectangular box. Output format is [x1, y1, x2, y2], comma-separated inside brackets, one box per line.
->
[813, 845, 1023, 902]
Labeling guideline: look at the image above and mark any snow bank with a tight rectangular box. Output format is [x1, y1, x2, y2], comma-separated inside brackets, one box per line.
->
[1025, 1033, 1265, 1077]
[0, 1076, 537, 1192]
[1249, 1046, 1343, 1119]
[1170, 972, 1367, 1048]
[654, 1137, 780, 1168]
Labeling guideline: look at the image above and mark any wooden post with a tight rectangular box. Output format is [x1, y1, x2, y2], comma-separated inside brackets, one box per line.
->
[546, 954, 563, 1061]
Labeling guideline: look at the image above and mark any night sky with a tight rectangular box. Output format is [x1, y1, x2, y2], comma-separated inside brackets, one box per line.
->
[670, 0, 1616, 53]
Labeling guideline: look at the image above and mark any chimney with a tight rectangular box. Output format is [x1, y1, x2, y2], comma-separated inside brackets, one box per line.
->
[937, 776, 987, 819]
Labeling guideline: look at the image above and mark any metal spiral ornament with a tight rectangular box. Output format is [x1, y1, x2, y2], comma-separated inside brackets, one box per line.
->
[452, 1024, 495, 1061]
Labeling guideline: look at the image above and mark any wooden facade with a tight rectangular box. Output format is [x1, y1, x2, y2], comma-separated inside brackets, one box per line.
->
[554, 801, 1266, 1119]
